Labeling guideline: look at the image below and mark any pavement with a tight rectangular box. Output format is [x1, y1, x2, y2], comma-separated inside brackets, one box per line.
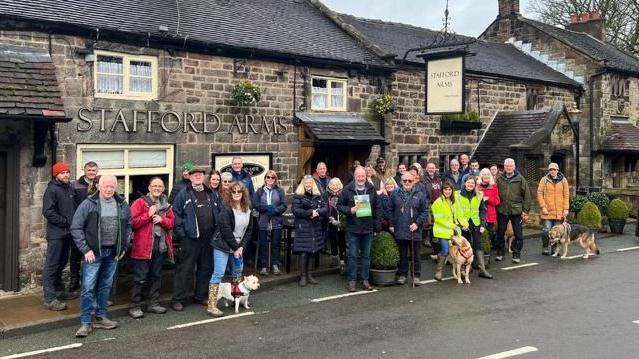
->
[0, 225, 633, 340]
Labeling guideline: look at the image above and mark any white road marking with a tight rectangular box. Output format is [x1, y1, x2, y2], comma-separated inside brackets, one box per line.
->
[166, 311, 255, 330]
[616, 246, 639, 252]
[419, 276, 454, 284]
[633, 320, 639, 324]
[0, 343, 82, 359]
[475, 346, 538, 359]
[501, 263, 539, 271]
[561, 254, 585, 260]
[311, 289, 378, 303]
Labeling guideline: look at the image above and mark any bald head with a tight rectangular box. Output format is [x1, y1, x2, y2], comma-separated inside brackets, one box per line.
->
[354, 166, 366, 186]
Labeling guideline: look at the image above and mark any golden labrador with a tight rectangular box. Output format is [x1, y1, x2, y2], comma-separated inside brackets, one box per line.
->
[448, 235, 474, 284]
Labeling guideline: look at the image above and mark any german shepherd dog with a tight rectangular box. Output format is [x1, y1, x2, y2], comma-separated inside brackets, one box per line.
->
[548, 222, 599, 259]
[449, 234, 474, 284]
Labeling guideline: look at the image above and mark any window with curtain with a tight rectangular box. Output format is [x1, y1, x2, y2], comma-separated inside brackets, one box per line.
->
[95, 51, 157, 100]
[311, 77, 347, 111]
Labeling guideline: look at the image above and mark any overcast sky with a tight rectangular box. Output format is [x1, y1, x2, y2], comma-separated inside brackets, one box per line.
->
[322, 0, 534, 37]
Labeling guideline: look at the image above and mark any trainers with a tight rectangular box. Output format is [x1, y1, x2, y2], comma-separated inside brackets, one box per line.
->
[128, 307, 144, 319]
[94, 317, 118, 330]
[362, 280, 373, 291]
[44, 299, 67, 311]
[412, 276, 422, 286]
[75, 324, 93, 338]
[147, 304, 167, 314]
[259, 267, 268, 275]
[396, 275, 407, 285]
[346, 281, 356, 292]
[171, 302, 184, 311]
[272, 265, 281, 275]
[512, 253, 521, 264]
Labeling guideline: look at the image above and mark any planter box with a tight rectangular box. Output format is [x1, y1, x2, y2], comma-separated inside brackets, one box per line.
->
[440, 120, 482, 131]
[370, 268, 397, 286]
[608, 219, 626, 234]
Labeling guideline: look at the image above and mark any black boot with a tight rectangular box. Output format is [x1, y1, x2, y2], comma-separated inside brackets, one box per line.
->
[306, 254, 319, 285]
[541, 232, 550, 255]
[298, 254, 307, 287]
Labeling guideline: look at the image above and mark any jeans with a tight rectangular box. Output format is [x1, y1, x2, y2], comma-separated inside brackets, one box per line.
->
[437, 238, 450, 256]
[210, 248, 243, 284]
[397, 239, 421, 276]
[496, 214, 523, 254]
[43, 236, 71, 303]
[258, 229, 281, 267]
[130, 250, 165, 308]
[172, 235, 213, 304]
[80, 248, 118, 325]
[346, 232, 373, 282]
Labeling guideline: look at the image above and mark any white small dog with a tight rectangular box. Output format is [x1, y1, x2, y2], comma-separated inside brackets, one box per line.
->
[216, 275, 260, 313]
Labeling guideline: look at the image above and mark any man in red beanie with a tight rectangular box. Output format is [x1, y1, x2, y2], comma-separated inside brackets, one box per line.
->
[42, 161, 78, 311]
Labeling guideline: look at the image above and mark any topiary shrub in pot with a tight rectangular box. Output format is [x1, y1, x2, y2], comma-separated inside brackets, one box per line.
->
[599, 216, 609, 233]
[607, 198, 630, 234]
[577, 201, 602, 231]
[370, 231, 400, 286]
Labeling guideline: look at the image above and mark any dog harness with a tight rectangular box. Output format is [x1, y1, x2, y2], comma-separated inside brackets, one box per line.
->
[231, 282, 249, 298]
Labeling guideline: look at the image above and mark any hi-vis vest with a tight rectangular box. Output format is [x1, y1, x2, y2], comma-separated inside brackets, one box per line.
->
[431, 197, 455, 239]
[454, 190, 482, 228]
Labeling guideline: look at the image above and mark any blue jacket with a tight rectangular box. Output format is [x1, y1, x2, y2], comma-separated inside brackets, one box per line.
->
[231, 170, 255, 197]
[172, 185, 220, 240]
[390, 188, 429, 241]
[292, 192, 327, 253]
[378, 193, 393, 223]
[70, 192, 132, 257]
[442, 171, 464, 190]
[252, 185, 287, 230]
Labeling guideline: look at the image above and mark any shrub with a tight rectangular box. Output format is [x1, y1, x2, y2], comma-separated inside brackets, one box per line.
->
[607, 198, 630, 220]
[570, 194, 588, 213]
[577, 201, 602, 230]
[370, 231, 400, 270]
[587, 192, 610, 213]
[231, 81, 261, 106]
[441, 110, 480, 122]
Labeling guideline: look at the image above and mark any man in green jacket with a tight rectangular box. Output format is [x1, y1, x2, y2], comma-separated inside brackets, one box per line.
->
[495, 158, 531, 263]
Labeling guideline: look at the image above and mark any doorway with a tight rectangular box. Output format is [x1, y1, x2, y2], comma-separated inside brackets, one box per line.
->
[0, 146, 19, 291]
[311, 144, 371, 184]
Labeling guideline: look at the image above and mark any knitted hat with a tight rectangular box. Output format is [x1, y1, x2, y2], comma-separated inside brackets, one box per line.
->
[51, 162, 71, 178]
[548, 162, 559, 170]
[182, 162, 194, 171]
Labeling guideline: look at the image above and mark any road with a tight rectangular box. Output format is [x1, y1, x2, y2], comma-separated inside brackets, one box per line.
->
[1, 231, 638, 359]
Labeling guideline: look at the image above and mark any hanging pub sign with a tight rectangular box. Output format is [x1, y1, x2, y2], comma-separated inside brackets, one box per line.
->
[423, 53, 466, 115]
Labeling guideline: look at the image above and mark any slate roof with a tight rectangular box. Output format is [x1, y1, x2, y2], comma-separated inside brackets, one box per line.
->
[337, 14, 580, 88]
[0, 44, 67, 120]
[599, 122, 639, 153]
[520, 18, 639, 75]
[295, 112, 385, 144]
[472, 105, 569, 165]
[0, 0, 387, 68]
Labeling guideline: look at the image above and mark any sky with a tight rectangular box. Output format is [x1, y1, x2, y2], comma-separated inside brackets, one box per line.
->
[321, 0, 534, 37]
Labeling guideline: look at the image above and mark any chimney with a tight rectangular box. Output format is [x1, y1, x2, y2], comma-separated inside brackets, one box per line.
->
[498, 0, 520, 18]
[566, 10, 605, 41]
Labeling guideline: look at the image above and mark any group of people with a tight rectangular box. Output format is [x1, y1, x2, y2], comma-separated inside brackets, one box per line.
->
[40, 152, 570, 338]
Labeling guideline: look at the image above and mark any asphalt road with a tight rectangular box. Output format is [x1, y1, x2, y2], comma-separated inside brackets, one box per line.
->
[1, 231, 638, 359]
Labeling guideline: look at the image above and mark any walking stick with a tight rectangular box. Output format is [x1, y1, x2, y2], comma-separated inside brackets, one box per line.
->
[268, 219, 272, 270]
[410, 207, 415, 288]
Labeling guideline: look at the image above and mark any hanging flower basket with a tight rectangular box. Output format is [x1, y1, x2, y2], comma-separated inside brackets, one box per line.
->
[231, 80, 261, 106]
[369, 94, 397, 116]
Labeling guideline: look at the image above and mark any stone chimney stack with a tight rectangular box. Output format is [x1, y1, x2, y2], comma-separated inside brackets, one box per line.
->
[566, 10, 605, 41]
[498, 0, 520, 18]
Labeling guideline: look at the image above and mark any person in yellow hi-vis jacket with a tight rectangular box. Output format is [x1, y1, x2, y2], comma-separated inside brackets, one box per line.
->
[431, 181, 457, 281]
[454, 174, 493, 279]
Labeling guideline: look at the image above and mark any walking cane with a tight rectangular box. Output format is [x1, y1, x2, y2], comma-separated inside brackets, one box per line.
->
[410, 207, 415, 288]
[267, 219, 272, 270]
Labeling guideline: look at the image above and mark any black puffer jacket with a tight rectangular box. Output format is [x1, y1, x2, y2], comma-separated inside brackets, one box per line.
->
[292, 192, 327, 253]
[211, 205, 253, 254]
[42, 179, 77, 240]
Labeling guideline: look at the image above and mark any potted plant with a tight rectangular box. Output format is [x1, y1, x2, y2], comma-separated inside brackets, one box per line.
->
[369, 231, 399, 286]
[599, 216, 609, 233]
[607, 198, 630, 234]
[231, 80, 261, 106]
[440, 111, 482, 130]
[576, 201, 602, 231]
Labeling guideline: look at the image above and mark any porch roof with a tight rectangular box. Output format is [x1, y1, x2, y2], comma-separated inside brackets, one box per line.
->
[295, 112, 386, 144]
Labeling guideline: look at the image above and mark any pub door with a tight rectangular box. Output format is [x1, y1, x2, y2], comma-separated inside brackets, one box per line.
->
[311, 144, 371, 184]
[0, 146, 19, 291]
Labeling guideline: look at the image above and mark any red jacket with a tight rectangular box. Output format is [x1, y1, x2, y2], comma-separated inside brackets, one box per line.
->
[130, 197, 175, 260]
[479, 184, 500, 224]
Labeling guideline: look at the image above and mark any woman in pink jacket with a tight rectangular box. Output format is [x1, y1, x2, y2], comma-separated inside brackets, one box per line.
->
[478, 168, 500, 257]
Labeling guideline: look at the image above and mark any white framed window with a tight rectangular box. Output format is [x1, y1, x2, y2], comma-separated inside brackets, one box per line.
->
[76, 144, 174, 203]
[311, 76, 347, 111]
[94, 50, 158, 100]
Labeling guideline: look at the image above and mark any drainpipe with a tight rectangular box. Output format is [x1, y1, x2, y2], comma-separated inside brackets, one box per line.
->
[588, 68, 607, 189]
[49, 122, 58, 163]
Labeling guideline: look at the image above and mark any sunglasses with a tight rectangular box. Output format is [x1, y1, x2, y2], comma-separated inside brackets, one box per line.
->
[402, 179, 412, 183]
[265, 176, 275, 179]
[222, 180, 232, 183]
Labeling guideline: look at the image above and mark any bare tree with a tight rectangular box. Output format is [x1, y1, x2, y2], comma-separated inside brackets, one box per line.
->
[527, 0, 638, 56]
